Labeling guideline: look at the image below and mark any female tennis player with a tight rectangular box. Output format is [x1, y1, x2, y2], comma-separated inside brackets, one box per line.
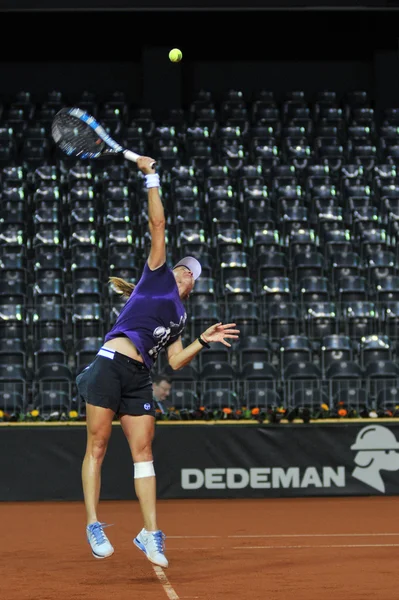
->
[76, 156, 240, 568]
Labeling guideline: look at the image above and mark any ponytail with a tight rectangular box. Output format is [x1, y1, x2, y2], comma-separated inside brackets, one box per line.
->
[109, 277, 136, 299]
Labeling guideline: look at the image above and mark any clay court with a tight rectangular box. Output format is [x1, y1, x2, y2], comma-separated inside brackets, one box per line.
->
[2, 496, 398, 600]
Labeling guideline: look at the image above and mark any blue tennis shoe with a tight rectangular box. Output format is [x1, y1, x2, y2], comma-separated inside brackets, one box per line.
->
[86, 522, 114, 559]
[134, 528, 168, 568]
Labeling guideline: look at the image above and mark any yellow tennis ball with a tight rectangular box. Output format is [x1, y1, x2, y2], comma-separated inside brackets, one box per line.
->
[169, 48, 182, 63]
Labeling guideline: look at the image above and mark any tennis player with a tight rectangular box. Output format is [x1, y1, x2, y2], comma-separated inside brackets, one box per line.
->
[76, 156, 240, 567]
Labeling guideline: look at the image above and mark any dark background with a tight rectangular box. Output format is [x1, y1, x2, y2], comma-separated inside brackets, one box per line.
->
[1, 0, 399, 8]
[0, 7, 398, 113]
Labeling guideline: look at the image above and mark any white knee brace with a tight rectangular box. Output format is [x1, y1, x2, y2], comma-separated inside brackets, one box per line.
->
[134, 460, 155, 479]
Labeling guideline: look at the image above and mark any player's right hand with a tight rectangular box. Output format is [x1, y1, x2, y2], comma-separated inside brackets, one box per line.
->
[137, 156, 156, 174]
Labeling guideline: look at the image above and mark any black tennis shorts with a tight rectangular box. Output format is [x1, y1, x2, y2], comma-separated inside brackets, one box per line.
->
[75, 346, 155, 417]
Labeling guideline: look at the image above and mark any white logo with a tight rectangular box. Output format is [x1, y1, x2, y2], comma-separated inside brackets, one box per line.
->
[148, 313, 187, 360]
[181, 467, 345, 490]
[144, 403, 151, 411]
[351, 425, 399, 493]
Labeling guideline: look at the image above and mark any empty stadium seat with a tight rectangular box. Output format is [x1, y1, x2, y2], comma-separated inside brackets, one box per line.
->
[326, 360, 364, 398]
[190, 301, 221, 337]
[198, 343, 230, 370]
[0, 364, 27, 398]
[200, 361, 236, 392]
[244, 388, 282, 411]
[236, 334, 274, 368]
[168, 364, 198, 393]
[321, 334, 354, 375]
[280, 334, 312, 367]
[0, 338, 26, 367]
[74, 337, 102, 373]
[305, 301, 338, 339]
[284, 361, 322, 397]
[376, 386, 399, 416]
[0, 390, 25, 419]
[241, 361, 278, 395]
[358, 334, 393, 368]
[290, 388, 331, 411]
[169, 389, 199, 411]
[34, 363, 74, 396]
[200, 388, 239, 412]
[72, 304, 106, 339]
[366, 360, 399, 399]
[33, 390, 71, 420]
[332, 387, 370, 416]
[267, 300, 300, 339]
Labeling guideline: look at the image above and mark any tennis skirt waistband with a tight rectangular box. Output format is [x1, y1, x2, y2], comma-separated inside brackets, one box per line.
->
[97, 346, 147, 370]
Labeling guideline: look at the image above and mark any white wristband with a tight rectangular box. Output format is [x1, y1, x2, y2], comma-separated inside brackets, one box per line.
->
[145, 173, 160, 189]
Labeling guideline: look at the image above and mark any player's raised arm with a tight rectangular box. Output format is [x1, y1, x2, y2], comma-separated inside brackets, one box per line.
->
[136, 156, 166, 270]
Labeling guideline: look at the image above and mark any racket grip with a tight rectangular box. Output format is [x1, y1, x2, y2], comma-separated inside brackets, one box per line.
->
[123, 149, 140, 163]
[123, 149, 156, 170]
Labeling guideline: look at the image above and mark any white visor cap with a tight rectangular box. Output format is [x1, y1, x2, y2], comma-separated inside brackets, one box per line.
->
[173, 256, 202, 280]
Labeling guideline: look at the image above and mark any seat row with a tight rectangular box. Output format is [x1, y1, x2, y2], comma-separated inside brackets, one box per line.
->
[2, 331, 397, 371]
[1, 371, 398, 418]
[2, 162, 398, 189]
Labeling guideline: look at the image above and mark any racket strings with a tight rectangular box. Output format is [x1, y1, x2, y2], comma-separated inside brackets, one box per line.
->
[52, 111, 105, 158]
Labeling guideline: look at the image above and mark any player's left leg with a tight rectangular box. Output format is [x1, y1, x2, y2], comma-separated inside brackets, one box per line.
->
[120, 413, 168, 568]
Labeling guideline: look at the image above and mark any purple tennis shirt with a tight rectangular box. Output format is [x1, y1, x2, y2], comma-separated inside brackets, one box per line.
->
[104, 261, 187, 370]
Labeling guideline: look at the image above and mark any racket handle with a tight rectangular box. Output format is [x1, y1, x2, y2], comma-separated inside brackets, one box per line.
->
[123, 149, 156, 170]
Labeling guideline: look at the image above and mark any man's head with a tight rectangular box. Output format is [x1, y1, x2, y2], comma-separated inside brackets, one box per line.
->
[152, 373, 172, 401]
[172, 256, 201, 300]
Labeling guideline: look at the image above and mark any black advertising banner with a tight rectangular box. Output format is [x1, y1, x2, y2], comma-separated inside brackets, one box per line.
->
[2, 423, 399, 501]
[0, 426, 135, 502]
[0, 0, 396, 9]
[153, 423, 399, 498]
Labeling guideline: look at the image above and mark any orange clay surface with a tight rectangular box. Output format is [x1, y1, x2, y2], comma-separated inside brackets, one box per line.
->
[2, 496, 399, 600]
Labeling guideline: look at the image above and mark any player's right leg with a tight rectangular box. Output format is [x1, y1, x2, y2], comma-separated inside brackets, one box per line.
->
[82, 403, 115, 558]
[77, 355, 121, 559]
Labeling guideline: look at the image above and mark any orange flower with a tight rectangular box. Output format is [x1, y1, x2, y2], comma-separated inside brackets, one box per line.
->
[222, 407, 232, 414]
[321, 403, 329, 411]
[277, 407, 285, 414]
[338, 408, 347, 417]
[236, 410, 242, 415]
[199, 406, 205, 411]
[387, 410, 393, 417]
[251, 408, 260, 415]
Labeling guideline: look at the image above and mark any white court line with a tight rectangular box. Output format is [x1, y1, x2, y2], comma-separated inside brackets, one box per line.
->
[170, 547, 218, 550]
[168, 535, 220, 539]
[229, 532, 399, 539]
[233, 543, 399, 550]
[153, 565, 180, 600]
[168, 533, 399, 540]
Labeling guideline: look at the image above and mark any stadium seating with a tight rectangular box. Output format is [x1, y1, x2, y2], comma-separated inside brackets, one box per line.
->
[1, 87, 399, 417]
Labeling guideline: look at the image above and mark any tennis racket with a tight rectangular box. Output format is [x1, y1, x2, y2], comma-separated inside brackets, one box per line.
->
[51, 107, 156, 168]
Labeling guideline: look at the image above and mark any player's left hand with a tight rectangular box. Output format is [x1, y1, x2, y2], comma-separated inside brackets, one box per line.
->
[201, 323, 240, 348]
